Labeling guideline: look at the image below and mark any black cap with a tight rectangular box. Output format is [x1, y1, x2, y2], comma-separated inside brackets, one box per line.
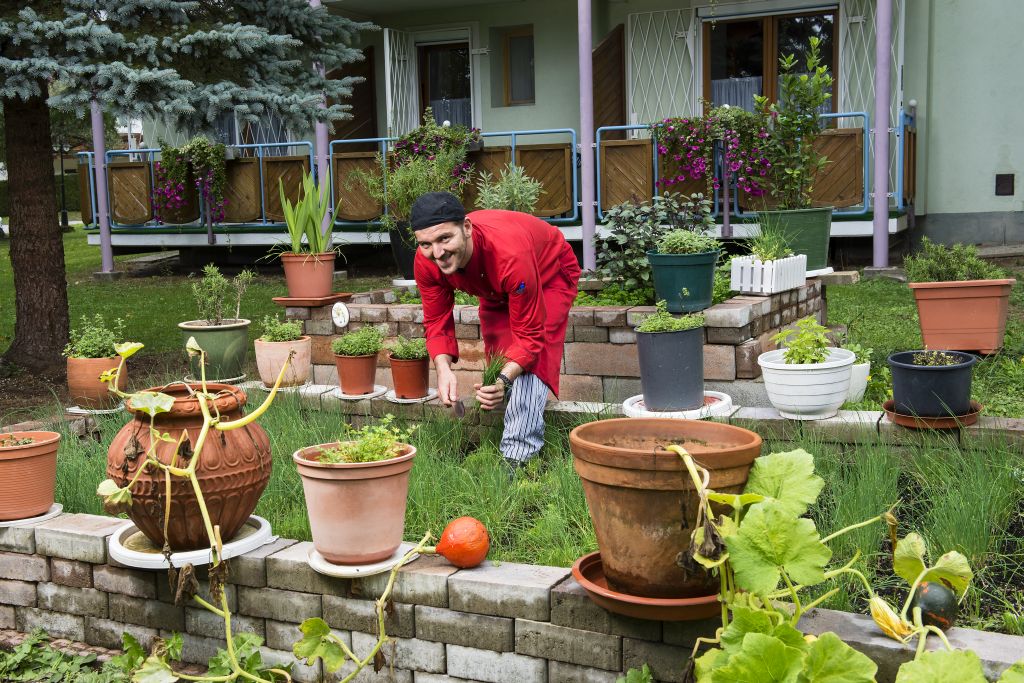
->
[409, 192, 466, 231]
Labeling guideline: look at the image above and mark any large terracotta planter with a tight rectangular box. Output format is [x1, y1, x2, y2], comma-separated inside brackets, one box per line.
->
[334, 354, 378, 395]
[0, 431, 60, 521]
[281, 252, 335, 299]
[178, 319, 250, 381]
[254, 336, 312, 387]
[107, 384, 271, 551]
[909, 279, 1016, 354]
[569, 418, 762, 599]
[67, 356, 125, 408]
[389, 355, 429, 399]
[293, 442, 416, 564]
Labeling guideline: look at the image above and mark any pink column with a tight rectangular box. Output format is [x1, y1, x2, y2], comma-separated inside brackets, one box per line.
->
[578, 0, 596, 271]
[91, 99, 114, 273]
[872, 0, 893, 267]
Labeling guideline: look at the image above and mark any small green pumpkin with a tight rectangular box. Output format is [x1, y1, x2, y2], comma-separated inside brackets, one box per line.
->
[911, 581, 958, 630]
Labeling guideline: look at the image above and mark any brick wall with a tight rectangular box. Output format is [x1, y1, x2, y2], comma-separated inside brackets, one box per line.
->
[285, 281, 824, 404]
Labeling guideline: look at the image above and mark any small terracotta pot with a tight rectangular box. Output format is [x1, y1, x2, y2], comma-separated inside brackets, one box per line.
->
[67, 356, 125, 408]
[281, 252, 335, 299]
[389, 355, 429, 399]
[254, 336, 312, 387]
[909, 278, 1016, 354]
[569, 418, 762, 600]
[293, 442, 416, 564]
[334, 354, 378, 395]
[0, 431, 61, 521]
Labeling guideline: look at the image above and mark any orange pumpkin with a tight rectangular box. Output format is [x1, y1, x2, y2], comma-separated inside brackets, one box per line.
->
[435, 516, 490, 568]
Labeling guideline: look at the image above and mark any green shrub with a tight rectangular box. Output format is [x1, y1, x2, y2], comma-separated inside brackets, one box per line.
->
[388, 336, 428, 360]
[258, 315, 303, 343]
[656, 228, 719, 255]
[635, 301, 704, 333]
[903, 237, 1006, 283]
[331, 325, 385, 357]
[474, 164, 544, 213]
[773, 315, 830, 364]
[63, 314, 125, 359]
[318, 415, 415, 464]
[189, 264, 254, 325]
[574, 284, 654, 307]
[713, 257, 736, 305]
[844, 341, 873, 365]
[749, 214, 795, 261]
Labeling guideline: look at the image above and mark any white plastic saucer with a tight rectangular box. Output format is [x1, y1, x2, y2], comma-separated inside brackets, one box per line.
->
[622, 391, 734, 420]
[0, 503, 63, 528]
[184, 374, 246, 386]
[384, 388, 439, 404]
[392, 278, 418, 289]
[328, 385, 388, 401]
[307, 542, 420, 578]
[107, 515, 275, 570]
[805, 266, 835, 278]
[66, 403, 125, 416]
[258, 380, 312, 393]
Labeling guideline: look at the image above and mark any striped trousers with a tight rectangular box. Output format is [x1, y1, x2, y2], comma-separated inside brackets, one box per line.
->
[500, 373, 549, 464]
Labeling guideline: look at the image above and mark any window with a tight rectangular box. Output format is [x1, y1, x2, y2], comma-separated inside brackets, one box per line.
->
[418, 42, 473, 128]
[504, 27, 535, 106]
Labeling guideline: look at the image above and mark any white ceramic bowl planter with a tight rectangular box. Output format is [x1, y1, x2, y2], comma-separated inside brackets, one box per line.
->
[847, 361, 871, 403]
[758, 347, 855, 420]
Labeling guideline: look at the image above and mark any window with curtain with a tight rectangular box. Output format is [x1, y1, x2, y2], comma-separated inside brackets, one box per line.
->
[504, 27, 535, 106]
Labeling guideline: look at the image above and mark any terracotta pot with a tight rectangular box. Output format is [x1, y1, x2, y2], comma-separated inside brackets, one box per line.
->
[281, 252, 335, 299]
[293, 442, 416, 564]
[107, 384, 271, 551]
[569, 418, 762, 599]
[334, 354, 378, 395]
[389, 355, 429, 399]
[909, 279, 1016, 354]
[67, 356, 125, 408]
[254, 336, 312, 387]
[0, 431, 60, 521]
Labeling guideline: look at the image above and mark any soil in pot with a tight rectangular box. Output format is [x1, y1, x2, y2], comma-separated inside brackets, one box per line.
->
[334, 354, 378, 395]
[67, 356, 125, 408]
[888, 350, 977, 417]
[390, 356, 429, 399]
[569, 418, 762, 600]
[637, 327, 704, 411]
[255, 337, 312, 387]
[0, 431, 61, 521]
[281, 252, 336, 299]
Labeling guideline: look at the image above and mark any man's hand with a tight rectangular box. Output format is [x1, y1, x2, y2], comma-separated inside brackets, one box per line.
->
[436, 365, 459, 406]
[474, 382, 505, 410]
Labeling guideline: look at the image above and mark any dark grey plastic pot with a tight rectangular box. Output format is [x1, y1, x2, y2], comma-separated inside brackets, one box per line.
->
[636, 326, 704, 411]
[887, 350, 977, 417]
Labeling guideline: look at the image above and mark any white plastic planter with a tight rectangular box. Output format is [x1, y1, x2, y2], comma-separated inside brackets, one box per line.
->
[730, 254, 807, 294]
[758, 347, 855, 420]
[847, 362, 871, 403]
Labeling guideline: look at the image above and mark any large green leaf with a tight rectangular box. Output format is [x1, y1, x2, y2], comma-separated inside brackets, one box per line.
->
[798, 632, 877, 682]
[720, 606, 775, 650]
[893, 533, 928, 585]
[727, 501, 832, 594]
[711, 633, 804, 683]
[895, 650, 987, 683]
[707, 492, 767, 510]
[743, 449, 824, 516]
[134, 656, 178, 683]
[923, 551, 973, 598]
[999, 662, 1024, 683]
[130, 391, 175, 417]
[695, 648, 726, 683]
[294, 617, 347, 673]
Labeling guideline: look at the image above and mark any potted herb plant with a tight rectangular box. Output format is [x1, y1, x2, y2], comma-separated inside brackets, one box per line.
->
[0, 431, 61, 521]
[293, 415, 416, 564]
[331, 325, 385, 396]
[758, 315, 855, 419]
[472, 163, 544, 212]
[178, 265, 254, 381]
[754, 37, 834, 273]
[887, 349, 977, 417]
[729, 215, 807, 294]
[63, 313, 127, 408]
[635, 301, 705, 411]
[387, 336, 429, 399]
[277, 171, 338, 299]
[845, 342, 873, 403]
[904, 238, 1017, 354]
[254, 314, 311, 388]
[646, 193, 720, 312]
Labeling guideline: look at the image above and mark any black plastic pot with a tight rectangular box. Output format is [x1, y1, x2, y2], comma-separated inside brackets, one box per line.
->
[887, 350, 977, 417]
[636, 326, 704, 411]
[389, 222, 416, 280]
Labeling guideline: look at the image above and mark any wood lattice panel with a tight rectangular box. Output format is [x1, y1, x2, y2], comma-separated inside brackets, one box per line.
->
[262, 156, 310, 222]
[334, 152, 383, 221]
[78, 169, 93, 225]
[109, 163, 152, 225]
[600, 140, 652, 210]
[516, 144, 572, 217]
[223, 159, 261, 223]
[464, 147, 512, 211]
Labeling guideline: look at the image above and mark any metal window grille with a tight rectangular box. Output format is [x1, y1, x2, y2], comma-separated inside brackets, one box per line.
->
[384, 28, 419, 138]
[626, 8, 699, 132]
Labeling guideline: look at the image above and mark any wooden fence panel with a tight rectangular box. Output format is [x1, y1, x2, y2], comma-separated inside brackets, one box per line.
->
[262, 155, 310, 222]
[78, 168, 93, 225]
[334, 152, 383, 221]
[517, 144, 573, 217]
[464, 146, 512, 211]
[109, 162, 152, 225]
[223, 158, 261, 223]
[600, 139, 652, 210]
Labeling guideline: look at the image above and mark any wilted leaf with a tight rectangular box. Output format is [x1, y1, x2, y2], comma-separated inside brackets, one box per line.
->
[923, 551, 973, 598]
[869, 595, 914, 642]
[185, 337, 204, 357]
[131, 391, 175, 417]
[174, 564, 198, 606]
[743, 449, 824, 516]
[96, 479, 121, 497]
[115, 341, 144, 359]
[894, 649, 987, 683]
[209, 561, 229, 606]
[373, 649, 387, 673]
[893, 533, 928, 586]
[798, 632, 877, 682]
[102, 486, 132, 515]
[134, 655, 179, 683]
[294, 618, 347, 673]
[711, 633, 804, 682]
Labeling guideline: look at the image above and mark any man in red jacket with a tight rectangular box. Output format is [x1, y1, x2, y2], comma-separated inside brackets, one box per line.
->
[411, 191, 581, 471]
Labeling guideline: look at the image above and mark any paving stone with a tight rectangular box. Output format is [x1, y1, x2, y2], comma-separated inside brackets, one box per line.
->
[0, 525, 37, 554]
[459, 307, 480, 325]
[550, 578, 661, 641]
[355, 553, 457, 608]
[399, 322, 427, 338]
[573, 325, 610, 343]
[257, 645, 323, 683]
[801, 410, 882, 444]
[703, 344, 736, 381]
[734, 337, 764, 379]
[314, 363, 339, 386]
[593, 307, 628, 327]
[109, 593, 185, 631]
[813, 271, 859, 286]
[361, 307, 389, 323]
[37, 582, 107, 617]
[186, 607, 264, 640]
[703, 301, 753, 328]
[0, 551, 48, 581]
[705, 323, 752, 345]
[0, 579, 36, 606]
[389, 305, 420, 322]
[601, 377, 643, 404]
[569, 308, 596, 326]
[549, 660, 622, 683]
[565, 343, 640, 378]
[0, 605, 15, 629]
[622, 638, 690, 683]
[353, 630, 445, 673]
[448, 561, 569, 621]
[415, 605, 514, 652]
[556, 374, 605, 403]
[661, 619, 718, 647]
[220, 537, 298, 588]
[266, 541, 351, 596]
[413, 675, 481, 683]
[730, 295, 771, 318]
[322, 593, 415, 638]
[16, 607, 85, 641]
[516, 618, 621, 670]
[445, 644, 546, 683]
[728, 406, 802, 442]
[85, 617, 158, 650]
[286, 307, 311, 320]
[625, 306, 658, 327]
[50, 558, 92, 588]
[608, 328, 637, 344]
[305, 318, 334, 335]
[175, 631, 227, 666]
[454, 323, 480, 339]
[238, 586, 322, 623]
[35, 513, 126, 564]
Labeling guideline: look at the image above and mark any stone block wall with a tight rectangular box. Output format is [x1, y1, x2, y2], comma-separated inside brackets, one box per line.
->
[285, 281, 824, 404]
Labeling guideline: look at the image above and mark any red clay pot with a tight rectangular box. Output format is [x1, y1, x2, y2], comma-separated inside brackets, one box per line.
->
[334, 354, 377, 395]
[254, 336, 312, 387]
[107, 383, 271, 551]
[67, 356, 124, 408]
[389, 355, 429, 399]
[569, 418, 762, 600]
[909, 278, 1016, 354]
[293, 442, 416, 564]
[281, 252, 335, 299]
[0, 431, 60, 521]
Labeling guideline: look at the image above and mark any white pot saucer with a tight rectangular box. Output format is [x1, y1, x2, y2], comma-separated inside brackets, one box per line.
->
[183, 374, 247, 386]
[66, 403, 125, 416]
[0, 503, 63, 528]
[328, 385, 388, 401]
[107, 515, 275, 570]
[622, 392, 734, 420]
[384, 388, 439, 404]
[307, 542, 421, 578]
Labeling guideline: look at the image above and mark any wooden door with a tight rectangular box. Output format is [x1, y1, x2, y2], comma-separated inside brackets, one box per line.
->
[327, 46, 378, 153]
[593, 24, 626, 140]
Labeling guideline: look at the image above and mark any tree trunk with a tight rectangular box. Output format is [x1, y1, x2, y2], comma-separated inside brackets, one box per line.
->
[2, 93, 69, 374]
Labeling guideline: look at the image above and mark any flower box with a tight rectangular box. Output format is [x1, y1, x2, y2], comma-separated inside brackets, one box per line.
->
[730, 254, 807, 295]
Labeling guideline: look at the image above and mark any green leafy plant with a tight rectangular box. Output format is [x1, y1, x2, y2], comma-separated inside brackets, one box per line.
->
[63, 313, 125, 359]
[395, 289, 478, 305]
[903, 238, 1006, 283]
[258, 314, 303, 343]
[773, 315, 831, 364]
[481, 353, 509, 388]
[0, 434, 35, 447]
[749, 214, 795, 261]
[635, 300, 704, 333]
[845, 341, 873, 365]
[189, 264, 254, 325]
[616, 664, 654, 683]
[574, 284, 654, 307]
[279, 170, 338, 254]
[656, 228, 719, 255]
[388, 335, 428, 360]
[712, 257, 736, 306]
[474, 163, 544, 212]
[331, 325, 385, 357]
[318, 414, 415, 464]
[911, 349, 963, 366]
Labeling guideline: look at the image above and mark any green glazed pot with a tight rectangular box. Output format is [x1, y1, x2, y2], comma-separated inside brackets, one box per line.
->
[178, 319, 251, 381]
[647, 249, 719, 313]
[758, 208, 832, 272]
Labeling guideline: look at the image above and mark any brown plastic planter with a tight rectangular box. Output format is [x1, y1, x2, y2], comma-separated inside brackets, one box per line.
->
[909, 278, 1016, 354]
[569, 418, 762, 600]
[334, 353, 378, 395]
[389, 355, 429, 399]
[0, 431, 60, 521]
[67, 356, 125, 408]
[281, 252, 335, 299]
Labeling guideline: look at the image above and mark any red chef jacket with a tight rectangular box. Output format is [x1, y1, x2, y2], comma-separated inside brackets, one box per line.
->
[414, 210, 581, 397]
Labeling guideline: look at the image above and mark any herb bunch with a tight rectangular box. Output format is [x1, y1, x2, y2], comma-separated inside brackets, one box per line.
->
[635, 300, 704, 333]
[773, 315, 831, 364]
[258, 315, 303, 343]
[63, 314, 126, 359]
[903, 238, 1006, 283]
[189, 265, 254, 325]
[388, 336, 428, 360]
[318, 415, 414, 464]
[331, 325, 385, 357]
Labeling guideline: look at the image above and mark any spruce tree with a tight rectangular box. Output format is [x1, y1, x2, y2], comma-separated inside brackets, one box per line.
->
[0, 1, 372, 372]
